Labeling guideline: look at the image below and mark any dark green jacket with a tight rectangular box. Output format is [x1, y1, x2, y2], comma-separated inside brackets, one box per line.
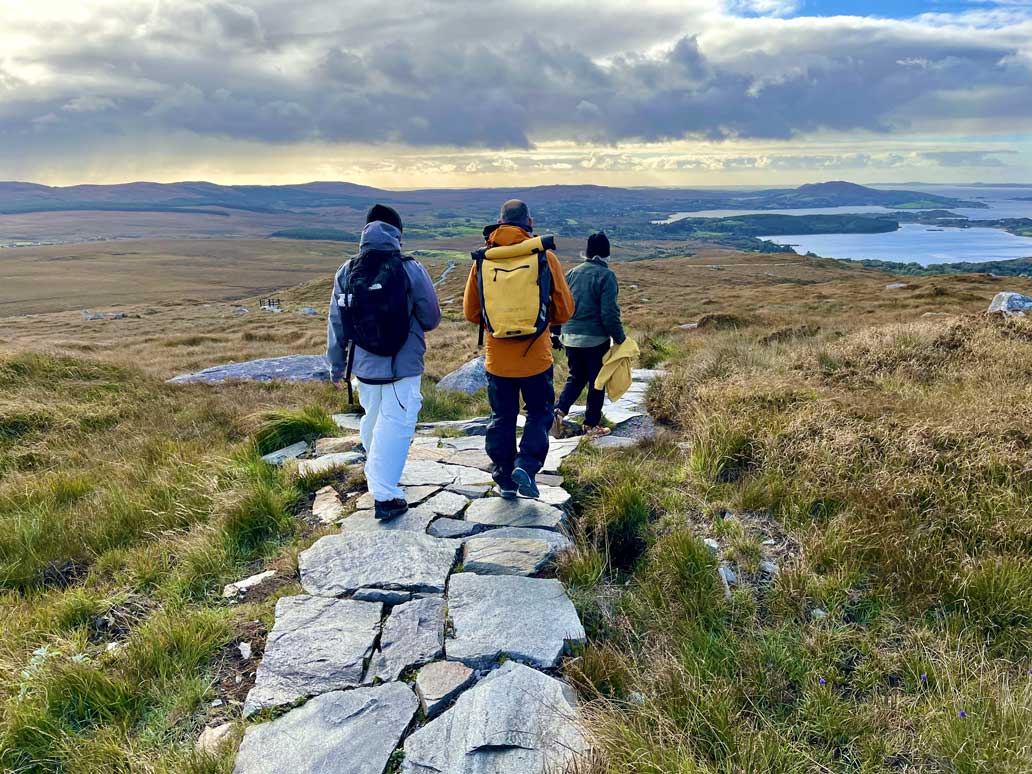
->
[555, 257, 626, 344]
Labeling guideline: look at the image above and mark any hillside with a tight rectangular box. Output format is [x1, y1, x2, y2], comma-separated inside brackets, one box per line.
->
[1, 255, 1031, 771]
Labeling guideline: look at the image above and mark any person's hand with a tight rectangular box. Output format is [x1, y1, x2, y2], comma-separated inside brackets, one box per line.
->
[551, 335, 564, 350]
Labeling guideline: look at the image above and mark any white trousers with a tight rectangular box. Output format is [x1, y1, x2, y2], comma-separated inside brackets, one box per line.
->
[358, 375, 423, 502]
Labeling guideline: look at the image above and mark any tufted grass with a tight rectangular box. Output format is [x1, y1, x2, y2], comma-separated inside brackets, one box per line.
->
[563, 314, 1032, 773]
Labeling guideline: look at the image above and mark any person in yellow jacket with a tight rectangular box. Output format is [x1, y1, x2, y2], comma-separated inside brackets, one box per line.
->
[463, 199, 574, 499]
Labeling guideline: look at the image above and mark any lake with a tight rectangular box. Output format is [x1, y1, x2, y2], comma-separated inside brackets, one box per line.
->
[761, 224, 1032, 266]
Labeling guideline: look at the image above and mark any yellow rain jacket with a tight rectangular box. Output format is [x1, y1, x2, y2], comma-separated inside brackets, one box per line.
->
[594, 338, 639, 401]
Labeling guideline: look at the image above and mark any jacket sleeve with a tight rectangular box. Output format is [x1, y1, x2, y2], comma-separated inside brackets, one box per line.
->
[547, 252, 575, 326]
[463, 264, 482, 324]
[326, 264, 349, 382]
[409, 261, 442, 332]
[601, 270, 626, 344]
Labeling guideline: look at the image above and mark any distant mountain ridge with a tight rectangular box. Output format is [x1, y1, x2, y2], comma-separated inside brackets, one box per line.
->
[0, 180, 983, 216]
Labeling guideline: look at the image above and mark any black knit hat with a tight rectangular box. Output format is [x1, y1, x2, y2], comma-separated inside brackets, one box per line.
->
[366, 203, 403, 233]
[586, 231, 610, 258]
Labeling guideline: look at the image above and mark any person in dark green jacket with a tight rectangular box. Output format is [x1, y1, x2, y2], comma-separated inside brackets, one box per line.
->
[551, 232, 626, 438]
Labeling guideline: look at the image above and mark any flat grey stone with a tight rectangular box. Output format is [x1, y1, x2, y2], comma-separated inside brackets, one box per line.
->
[420, 490, 470, 517]
[414, 661, 475, 719]
[312, 486, 345, 524]
[234, 683, 417, 774]
[439, 436, 488, 452]
[591, 435, 637, 449]
[299, 531, 460, 598]
[610, 414, 657, 441]
[602, 404, 645, 425]
[443, 464, 494, 488]
[400, 459, 459, 487]
[332, 413, 363, 431]
[476, 527, 573, 554]
[242, 596, 381, 716]
[537, 474, 564, 487]
[260, 441, 308, 466]
[223, 570, 277, 599]
[353, 587, 412, 604]
[170, 355, 331, 385]
[314, 435, 361, 454]
[631, 368, 667, 381]
[367, 597, 445, 683]
[445, 573, 586, 668]
[428, 518, 488, 539]
[542, 439, 580, 473]
[534, 484, 571, 508]
[436, 356, 488, 395]
[444, 448, 494, 471]
[464, 497, 565, 531]
[448, 483, 492, 499]
[298, 452, 364, 478]
[463, 536, 554, 576]
[401, 661, 587, 774]
[339, 506, 437, 534]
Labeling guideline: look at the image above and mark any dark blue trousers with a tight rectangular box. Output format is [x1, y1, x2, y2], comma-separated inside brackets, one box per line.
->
[485, 367, 554, 482]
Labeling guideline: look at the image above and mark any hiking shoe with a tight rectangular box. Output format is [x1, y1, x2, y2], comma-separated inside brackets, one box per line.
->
[550, 409, 567, 439]
[374, 498, 408, 521]
[493, 472, 518, 500]
[512, 468, 540, 499]
[584, 425, 612, 440]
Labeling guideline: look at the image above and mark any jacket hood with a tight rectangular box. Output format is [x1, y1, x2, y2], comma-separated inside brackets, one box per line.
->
[360, 221, 403, 253]
[484, 223, 532, 247]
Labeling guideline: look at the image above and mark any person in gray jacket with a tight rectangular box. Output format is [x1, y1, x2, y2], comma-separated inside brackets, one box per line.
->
[327, 204, 442, 520]
[551, 232, 626, 438]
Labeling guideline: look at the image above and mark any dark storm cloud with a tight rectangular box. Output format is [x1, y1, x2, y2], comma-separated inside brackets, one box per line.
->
[1, 1, 1030, 154]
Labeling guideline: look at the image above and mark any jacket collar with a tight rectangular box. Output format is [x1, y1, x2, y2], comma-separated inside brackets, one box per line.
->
[483, 223, 533, 247]
[586, 255, 609, 268]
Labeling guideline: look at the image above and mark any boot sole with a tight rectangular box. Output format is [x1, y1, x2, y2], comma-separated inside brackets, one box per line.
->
[512, 468, 539, 499]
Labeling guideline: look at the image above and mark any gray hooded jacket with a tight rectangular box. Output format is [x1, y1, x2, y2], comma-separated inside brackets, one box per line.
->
[326, 221, 442, 383]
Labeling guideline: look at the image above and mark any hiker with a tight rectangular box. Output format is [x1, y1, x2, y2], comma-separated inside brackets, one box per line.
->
[463, 199, 574, 499]
[327, 204, 442, 521]
[552, 232, 626, 439]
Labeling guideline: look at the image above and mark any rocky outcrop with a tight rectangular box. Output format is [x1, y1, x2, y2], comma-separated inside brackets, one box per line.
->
[436, 356, 488, 395]
[169, 355, 331, 384]
[988, 292, 1032, 316]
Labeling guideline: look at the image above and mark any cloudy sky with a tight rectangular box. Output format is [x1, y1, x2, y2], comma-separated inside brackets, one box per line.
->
[1, 0, 1030, 187]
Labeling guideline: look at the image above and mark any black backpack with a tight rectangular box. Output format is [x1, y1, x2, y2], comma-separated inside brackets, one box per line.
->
[338, 249, 411, 401]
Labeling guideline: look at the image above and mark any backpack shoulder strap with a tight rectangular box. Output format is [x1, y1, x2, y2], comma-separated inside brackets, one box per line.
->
[471, 250, 488, 347]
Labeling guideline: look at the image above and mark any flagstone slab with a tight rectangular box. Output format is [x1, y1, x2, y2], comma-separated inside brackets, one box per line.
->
[534, 484, 571, 508]
[312, 485, 346, 524]
[260, 441, 308, 466]
[299, 531, 460, 598]
[400, 661, 587, 774]
[427, 517, 488, 539]
[298, 452, 364, 478]
[445, 573, 586, 668]
[235, 683, 417, 774]
[414, 661, 475, 719]
[332, 413, 363, 431]
[463, 536, 555, 576]
[339, 506, 438, 534]
[542, 439, 581, 473]
[366, 597, 445, 683]
[419, 490, 470, 517]
[314, 434, 361, 455]
[356, 485, 440, 510]
[475, 526, 573, 554]
[464, 497, 565, 531]
[242, 596, 382, 716]
[399, 459, 459, 487]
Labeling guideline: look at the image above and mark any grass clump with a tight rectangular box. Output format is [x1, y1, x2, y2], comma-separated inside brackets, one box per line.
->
[252, 404, 337, 454]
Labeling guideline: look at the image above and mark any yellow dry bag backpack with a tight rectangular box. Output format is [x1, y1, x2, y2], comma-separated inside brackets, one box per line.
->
[471, 235, 555, 345]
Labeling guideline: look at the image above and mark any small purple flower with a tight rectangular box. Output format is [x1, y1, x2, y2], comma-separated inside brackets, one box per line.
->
[959, 710, 967, 719]
[819, 677, 826, 686]
[920, 674, 927, 683]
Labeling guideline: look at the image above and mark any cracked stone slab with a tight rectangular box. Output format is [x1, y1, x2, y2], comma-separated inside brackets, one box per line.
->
[312, 486, 346, 525]
[298, 452, 364, 478]
[366, 597, 445, 683]
[332, 413, 363, 431]
[474, 527, 573, 554]
[542, 439, 581, 474]
[339, 506, 437, 534]
[443, 449, 494, 471]
[428, 517, 488, 539]
[534, 484, 571, 508]
[260, 441, 308, 466]
[399, 459, 459, 487]
[464, 497, 565, 531]
[448, 483, 492, 499]
[445, 573, 586, 668]
[299, 531, 460, 598]
[315, 434, 361, 455]
[591, 435, 638, 449]
[242, 596, 382, 716]
[234, 683, 418, 774]
[400, 661, 587, 774]
[414, 661, 475, 719]
[420, 490, 470, 517]
[443, 464, 495, 488]
[463, 536, 555, 576]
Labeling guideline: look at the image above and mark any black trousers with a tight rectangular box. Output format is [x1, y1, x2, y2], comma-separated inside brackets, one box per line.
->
[556, 342, 609, 427]
[486, 367, 554, 481]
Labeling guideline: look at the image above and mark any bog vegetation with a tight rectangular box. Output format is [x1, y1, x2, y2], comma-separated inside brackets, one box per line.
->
[0, 249, 1030, 772]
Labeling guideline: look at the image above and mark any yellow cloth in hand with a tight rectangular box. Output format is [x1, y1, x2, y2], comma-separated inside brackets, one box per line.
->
[594, 338, 639, 401]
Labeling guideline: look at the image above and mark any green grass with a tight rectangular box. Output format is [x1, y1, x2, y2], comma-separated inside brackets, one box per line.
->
[563, 315, 1032, 772]
[252, 405, 337, 455]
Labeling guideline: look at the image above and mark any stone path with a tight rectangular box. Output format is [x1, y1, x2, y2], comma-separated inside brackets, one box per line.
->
[232, 368, 661, 774]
